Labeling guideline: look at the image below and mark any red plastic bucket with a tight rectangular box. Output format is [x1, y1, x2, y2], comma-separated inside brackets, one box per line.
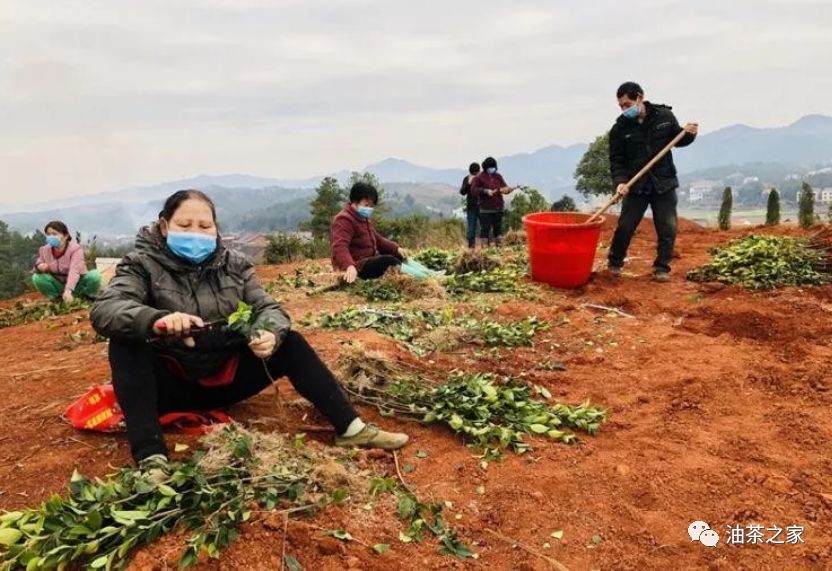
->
[522, 212, 605, 288]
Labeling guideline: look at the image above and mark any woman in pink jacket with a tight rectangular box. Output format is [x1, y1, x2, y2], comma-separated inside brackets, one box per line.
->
[33, 221, 102, 303]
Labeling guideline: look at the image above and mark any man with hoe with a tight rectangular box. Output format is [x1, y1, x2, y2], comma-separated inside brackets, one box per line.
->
[607, 81, 699, 282]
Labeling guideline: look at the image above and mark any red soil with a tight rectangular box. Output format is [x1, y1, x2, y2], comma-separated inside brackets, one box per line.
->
[1, 219, 830, 570]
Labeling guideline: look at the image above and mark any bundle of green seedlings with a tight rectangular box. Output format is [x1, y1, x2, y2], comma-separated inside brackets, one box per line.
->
[444, 266, 529, 297]
[0, 426, 333, 570]
[0, 425, 472, 570]
[0, 299, 90, 330]
[412, 248, 458, 273]
[318, 306, 549, 353]
[687, 235, 829, 290]
[338, 346, 606, 460]
[346, 271, 446, 303]
[266, 269, 317, 294]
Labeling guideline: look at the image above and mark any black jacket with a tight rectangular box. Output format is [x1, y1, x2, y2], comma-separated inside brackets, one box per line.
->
[609, 102, 695, 195]
[459, 175, 478, 210]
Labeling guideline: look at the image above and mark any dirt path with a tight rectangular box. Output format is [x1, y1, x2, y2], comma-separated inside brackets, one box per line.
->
[1, 220, 830, 570]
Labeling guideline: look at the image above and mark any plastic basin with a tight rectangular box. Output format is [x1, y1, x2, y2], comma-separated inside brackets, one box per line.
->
[522, 212, 605, 289]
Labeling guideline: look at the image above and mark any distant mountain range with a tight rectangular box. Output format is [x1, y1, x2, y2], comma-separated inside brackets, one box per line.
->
[2, 114, 830, 236]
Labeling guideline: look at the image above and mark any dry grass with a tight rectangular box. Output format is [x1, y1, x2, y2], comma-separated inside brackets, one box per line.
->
[453, 251, 500, 274]
[378, 270, 447, 300]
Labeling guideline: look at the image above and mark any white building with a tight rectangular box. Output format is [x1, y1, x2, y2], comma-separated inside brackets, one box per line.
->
[814, 188, 832, 204]
[688, 180, 716, 203]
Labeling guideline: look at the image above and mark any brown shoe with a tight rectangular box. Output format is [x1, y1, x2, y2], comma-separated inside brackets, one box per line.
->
[334, 423, 409, 451]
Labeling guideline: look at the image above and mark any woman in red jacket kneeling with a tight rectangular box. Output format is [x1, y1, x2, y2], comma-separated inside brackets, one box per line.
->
[330, 182, 408, 284]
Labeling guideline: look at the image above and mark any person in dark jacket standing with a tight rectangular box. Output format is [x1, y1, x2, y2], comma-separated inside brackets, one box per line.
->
[471, 156, 514, 248]
[459, 162, 481, 249]
[331, 182, 408, 283]
[607, 82, 698, 281]
[91, 190, 409, 467]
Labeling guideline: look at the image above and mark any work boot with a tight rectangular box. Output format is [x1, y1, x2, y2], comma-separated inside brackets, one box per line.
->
[335, 423, 409, 451]
[652, 270, 671, 283]
[138, 453, 170, 485]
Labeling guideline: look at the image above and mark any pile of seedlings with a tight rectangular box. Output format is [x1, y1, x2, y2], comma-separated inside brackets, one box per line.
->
[412, 248, 458, 273]
[687, 235, 828, 290]
[338, 345, 606, 460]
[0, 425, 472, 570]
[318, 307, 549, 353]
[0, 300, 90, 330]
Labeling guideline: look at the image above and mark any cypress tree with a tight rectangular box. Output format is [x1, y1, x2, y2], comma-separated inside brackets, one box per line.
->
[798, 182, 815, 229]
[718, 187, 732, 231]
[765, 188, 780, 226]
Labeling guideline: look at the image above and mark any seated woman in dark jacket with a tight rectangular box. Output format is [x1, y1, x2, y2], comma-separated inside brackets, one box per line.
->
[91, 190, 408, 467]
[330, 182, 408, 284]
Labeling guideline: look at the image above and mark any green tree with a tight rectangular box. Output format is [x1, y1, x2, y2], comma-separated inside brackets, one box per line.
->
[505, 187, 550, 231]
[0, 221, 42, 300]
[798, 182, 815, 229]
[308, 177, 346, 240]
[718, 187, 732, 231]
[765, 188, 780, 226]
[264, 233, 306, 264]
[574, 132, 613, 198]
[551, 195, 578, 212]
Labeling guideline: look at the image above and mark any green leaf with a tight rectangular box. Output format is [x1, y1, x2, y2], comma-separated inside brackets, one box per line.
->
[476, 485, 485, 495]
[373, 543, 390, 554]
[284, 555, 303, 571]
[326, 529, 353, 542]
[0, 528, 22, 546]
[591, 533, 603, 545]
[111, 510, 149, 520]
[415, 450, 429, 459]
[397, 494, 417, 519]
[90, 555, 109, 569]
[398, 531, 414, 543]
[157, 484, 177, 497]
[0, 511, 24, 523]
[529, 423, 549, 434]
[330, 487, 350, 504]
[449, 414, 464, 431]
[174, 443, 190, 452]
[551, 529, 564, 540]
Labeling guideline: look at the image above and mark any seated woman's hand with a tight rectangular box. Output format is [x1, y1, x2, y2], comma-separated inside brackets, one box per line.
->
[344, 265, 358, 284]
[36, 263, 49, 273]
[249, 330, 277, 359]
[397, 248, 409, 260]
[153, 312, 204, 348]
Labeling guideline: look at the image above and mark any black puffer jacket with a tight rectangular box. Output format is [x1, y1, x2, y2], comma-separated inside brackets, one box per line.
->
[609, 102, 696, 195]
[91, 224, 290, 379]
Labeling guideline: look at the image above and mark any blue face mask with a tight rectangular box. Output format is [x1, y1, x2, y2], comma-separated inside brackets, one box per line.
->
[622, 104, 641, 120]
[46, 236, 62, 248]
[356, 206, 374, 219]
[166, 232, 217, 264]
[486, 167, 497, 175]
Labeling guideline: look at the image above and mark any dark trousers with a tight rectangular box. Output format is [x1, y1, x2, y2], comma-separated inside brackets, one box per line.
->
[478, 211, 504, 241]
[466, 208, 479, 248]
[358, 255, 401, 280]
[608, 189, 678, 272]
[110, 331, 358, 462]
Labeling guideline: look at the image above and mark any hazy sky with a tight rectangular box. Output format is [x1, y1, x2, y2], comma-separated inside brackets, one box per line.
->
[1, 0, 830, 204]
